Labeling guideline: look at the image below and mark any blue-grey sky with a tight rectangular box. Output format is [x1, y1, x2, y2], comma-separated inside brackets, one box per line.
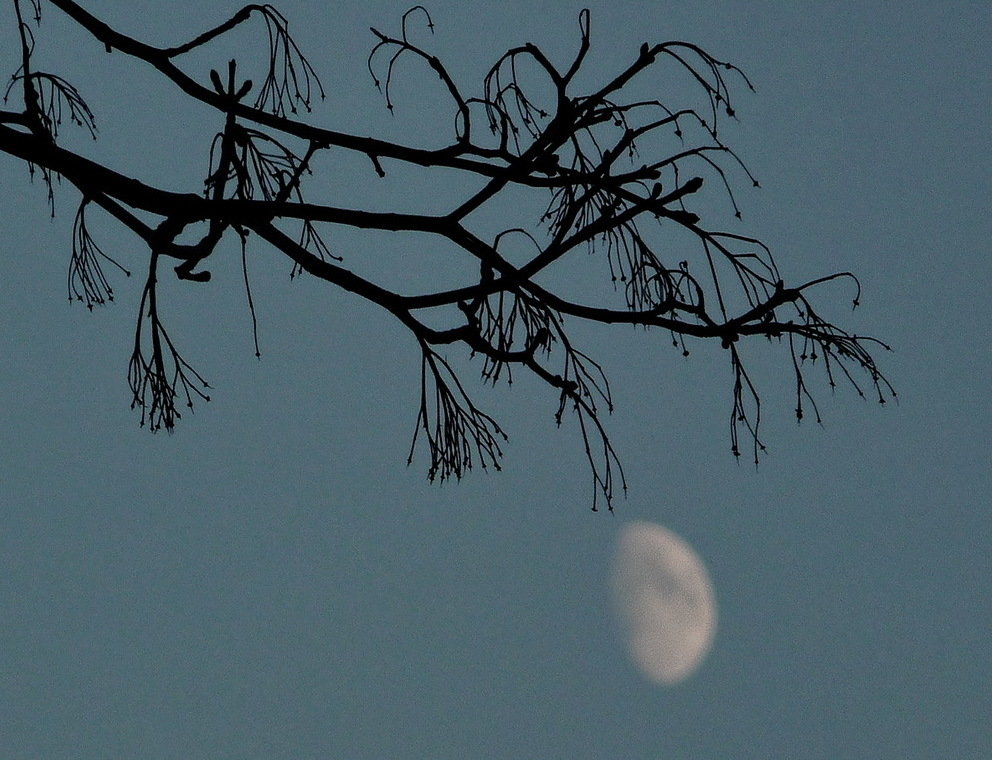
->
[2, 2, 989, 758]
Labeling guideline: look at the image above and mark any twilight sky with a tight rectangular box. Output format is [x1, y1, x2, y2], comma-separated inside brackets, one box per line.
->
[1, 2, 989, 758]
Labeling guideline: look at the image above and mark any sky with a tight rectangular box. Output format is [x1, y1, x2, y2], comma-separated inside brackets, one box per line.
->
[1, 1, 990, 758]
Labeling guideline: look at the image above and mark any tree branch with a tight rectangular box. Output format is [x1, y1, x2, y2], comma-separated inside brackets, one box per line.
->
[0, 3, 893, 509]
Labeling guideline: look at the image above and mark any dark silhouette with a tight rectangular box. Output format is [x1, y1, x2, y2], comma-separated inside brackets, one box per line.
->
[0, 2, 894, 508]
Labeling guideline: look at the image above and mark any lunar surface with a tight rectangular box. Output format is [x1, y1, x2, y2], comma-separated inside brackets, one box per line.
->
[610, 522, 717, 685]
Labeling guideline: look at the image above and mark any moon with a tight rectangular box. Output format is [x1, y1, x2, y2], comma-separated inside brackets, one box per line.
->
[610, 522, 717, 685]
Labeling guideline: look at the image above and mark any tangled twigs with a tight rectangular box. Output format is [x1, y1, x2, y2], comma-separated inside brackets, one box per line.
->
[68, 198, 131, 309]
[127, 256, 211, 433]
[0, 3, 894, 509]
[410, 345, 507, 483]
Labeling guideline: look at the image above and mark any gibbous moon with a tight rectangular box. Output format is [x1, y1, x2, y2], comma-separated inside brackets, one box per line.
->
[610, 522, 717, 685]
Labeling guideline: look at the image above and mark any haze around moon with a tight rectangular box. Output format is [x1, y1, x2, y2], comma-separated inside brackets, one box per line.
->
[610, 521, 717, 685]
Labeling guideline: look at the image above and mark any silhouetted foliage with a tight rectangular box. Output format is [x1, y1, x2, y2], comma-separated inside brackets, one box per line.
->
[1, 1, 894, 509]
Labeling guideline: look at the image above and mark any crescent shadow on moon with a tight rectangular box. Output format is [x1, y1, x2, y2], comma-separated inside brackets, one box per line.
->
[610, 521, 717, 685]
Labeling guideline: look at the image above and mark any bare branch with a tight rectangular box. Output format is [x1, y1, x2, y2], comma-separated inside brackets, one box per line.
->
[0, 4, 893, 510]
[127, 255, 211, 433]
[68, 198, 131, 309]
[409, 345, 507, 483]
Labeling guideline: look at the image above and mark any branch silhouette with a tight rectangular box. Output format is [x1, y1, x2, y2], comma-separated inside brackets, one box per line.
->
[1, 1, 894, 509]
